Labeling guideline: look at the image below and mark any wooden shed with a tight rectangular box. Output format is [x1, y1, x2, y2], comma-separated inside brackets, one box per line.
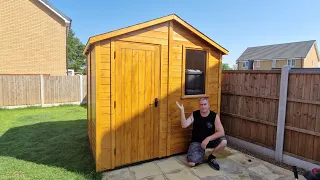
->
[83, 14, 228, 172]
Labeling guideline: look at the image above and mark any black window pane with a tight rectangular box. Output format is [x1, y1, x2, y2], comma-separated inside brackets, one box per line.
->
[185, 49, 206, 95]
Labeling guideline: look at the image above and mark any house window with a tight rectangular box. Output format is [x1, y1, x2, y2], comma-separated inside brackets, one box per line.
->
[242, 61, 249, 68]
[184, 49, 207, 96]
[288, 59, 296, 66]
[256, 61, 260, 67]
[272, 60, 276, 67]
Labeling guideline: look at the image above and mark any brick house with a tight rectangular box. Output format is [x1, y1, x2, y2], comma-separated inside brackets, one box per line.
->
[0, 0, 71, 76]
[236, 40, 320, 70]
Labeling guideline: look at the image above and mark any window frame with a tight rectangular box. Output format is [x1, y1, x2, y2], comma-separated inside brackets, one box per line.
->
[181, 46, 209, 99]
[288, 59, 296, 67]
[242, 61, 249, 68]
[256, 60, 260, 67]
[272, 60, 276, 67]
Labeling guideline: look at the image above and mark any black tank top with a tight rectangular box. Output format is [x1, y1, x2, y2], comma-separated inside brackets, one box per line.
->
[191, 110, 217, 143]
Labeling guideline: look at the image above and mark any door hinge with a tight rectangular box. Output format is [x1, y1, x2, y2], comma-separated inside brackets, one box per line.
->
[114, 51, 116, 59]
[114, 101, 116, 108]
[114, 148, 116, 155]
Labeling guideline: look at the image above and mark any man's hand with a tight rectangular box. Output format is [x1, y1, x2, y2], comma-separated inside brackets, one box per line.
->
[201, 138, 209, 149]
[176, 101, 184, 111]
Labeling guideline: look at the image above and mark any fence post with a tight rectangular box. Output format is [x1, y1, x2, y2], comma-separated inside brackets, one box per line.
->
[80, 75, 83, 103]
[40, 74, 44, 107]
[275, 65, 290, 162]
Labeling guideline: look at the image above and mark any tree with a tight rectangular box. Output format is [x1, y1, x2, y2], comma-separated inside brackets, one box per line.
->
[232, 64, 238, 70]
[67, 29, 86, 74]
[222, 63, 232, 70]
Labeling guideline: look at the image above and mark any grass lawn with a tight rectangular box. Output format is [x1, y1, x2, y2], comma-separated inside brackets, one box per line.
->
[0, 105, 101, 180]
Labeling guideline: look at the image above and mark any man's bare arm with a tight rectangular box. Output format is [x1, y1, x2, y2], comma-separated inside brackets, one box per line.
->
[176, 101, 194, 128]
[206, 114, 225, 141]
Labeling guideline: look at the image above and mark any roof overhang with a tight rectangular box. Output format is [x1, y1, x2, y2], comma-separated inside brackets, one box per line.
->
[314, 42, 320, 62]
[82, 14, 228, 55]
[38, 0, 71, 25]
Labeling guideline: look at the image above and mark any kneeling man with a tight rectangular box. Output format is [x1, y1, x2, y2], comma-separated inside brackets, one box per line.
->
[176, 97, 227, 170]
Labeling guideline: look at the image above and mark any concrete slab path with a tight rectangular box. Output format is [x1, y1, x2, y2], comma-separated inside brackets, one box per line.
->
[103, 147, 306, 180]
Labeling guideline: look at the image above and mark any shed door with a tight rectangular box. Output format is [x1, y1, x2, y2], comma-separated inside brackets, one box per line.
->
[115, 41, 160, 166]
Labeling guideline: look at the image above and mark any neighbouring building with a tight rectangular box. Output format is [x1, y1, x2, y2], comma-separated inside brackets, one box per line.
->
[236, 40, 319, 70]
[0, 0, 71, 76]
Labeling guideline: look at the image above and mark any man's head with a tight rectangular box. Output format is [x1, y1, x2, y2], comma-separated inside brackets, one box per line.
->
[198, 97, 210, 113]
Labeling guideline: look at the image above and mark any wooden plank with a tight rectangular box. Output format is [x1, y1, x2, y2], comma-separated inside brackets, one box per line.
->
[285, 125, 320, 137]
[221, 92, 279, 100]
[101, 54, 111, 63]
[287, 98, 320, 106]
[116, 35, 168, 45]
[124, 48, 132, 163]
[138, 50, 146, 161]
[95, 42, 102, 170]
[131, 49, 139, 163]
[220, 111, 276, 127]
[167, 21, 173, 156]
[223, 70, 281, 74]
[115, 46, 123, 166]
[145, 50, 152, 159]
[100, 85, 111, 93]
[313, 136, 320, 162]
[154, 47, 160, 158]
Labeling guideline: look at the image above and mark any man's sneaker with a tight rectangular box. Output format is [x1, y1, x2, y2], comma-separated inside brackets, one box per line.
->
[208, 154, 220, 170]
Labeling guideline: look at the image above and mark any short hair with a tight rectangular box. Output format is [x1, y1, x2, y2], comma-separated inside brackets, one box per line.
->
[198, 97, 209, 102]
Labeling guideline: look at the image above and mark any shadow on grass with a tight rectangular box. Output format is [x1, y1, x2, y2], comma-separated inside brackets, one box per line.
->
[0, 119, 100, 179]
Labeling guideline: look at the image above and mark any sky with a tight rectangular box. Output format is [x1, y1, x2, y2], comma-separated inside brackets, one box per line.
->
[51, 0, 320, 67]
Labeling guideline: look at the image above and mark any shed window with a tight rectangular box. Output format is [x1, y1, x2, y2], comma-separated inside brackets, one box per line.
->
[184, 49, 207, 96]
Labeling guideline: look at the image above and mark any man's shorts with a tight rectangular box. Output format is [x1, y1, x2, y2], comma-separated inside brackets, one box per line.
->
[186, 136, 226, 164]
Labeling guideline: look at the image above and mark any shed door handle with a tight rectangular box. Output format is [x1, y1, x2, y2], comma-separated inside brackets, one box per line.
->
[154, 98, 158, 107]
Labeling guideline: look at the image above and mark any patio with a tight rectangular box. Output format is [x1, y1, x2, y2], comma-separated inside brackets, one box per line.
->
[102, 147, 306, 180]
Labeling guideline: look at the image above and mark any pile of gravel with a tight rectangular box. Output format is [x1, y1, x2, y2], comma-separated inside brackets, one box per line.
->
[227, 143, 306, 176]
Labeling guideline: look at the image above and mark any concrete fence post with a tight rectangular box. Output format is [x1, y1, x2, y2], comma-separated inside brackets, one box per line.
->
[40, 74, 44, 107]
[275, 65, 291, 162]
[80, 75, 83, 103]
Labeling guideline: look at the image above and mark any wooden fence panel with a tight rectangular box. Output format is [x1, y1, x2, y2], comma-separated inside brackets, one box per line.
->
[221, 70, 281, 150]
[44, 76, 81, 104]
[222, 70, 320, 165]
[284, 73, 320, 163]
[0, 76, 40, 106]
[82, 75, 87, 102]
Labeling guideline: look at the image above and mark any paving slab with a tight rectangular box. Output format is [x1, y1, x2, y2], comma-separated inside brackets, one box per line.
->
[277, 174, 307, 180]
[217, 158, 248, 174]
[248, 164, 285, 180]
[165, 168, 199, 180]
[103, 167, 134, 180]
[224, 147, 240, 154]
[156, 157, 185, 173]
[138, 174, 167, 180]
[261, 161, 293, 176]
[225, 173, 252, 180]
[190, 163, 225, 178]
[129, 162, 162, 179]
[227, 153, 260, 167]
[102, 147, 307, 180]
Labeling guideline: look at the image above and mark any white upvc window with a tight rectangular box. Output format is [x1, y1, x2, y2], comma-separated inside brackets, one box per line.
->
[272, 60, 276, 67]
[256, 61, 260, 67]
[288, 59, 296, 67]
[243, 61, 249, 68]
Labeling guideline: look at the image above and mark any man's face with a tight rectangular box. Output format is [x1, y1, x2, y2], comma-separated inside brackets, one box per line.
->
[198, 99, 209, 113]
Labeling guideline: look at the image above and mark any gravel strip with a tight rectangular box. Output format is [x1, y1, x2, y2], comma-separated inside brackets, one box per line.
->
[226, 143, 306, 176]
